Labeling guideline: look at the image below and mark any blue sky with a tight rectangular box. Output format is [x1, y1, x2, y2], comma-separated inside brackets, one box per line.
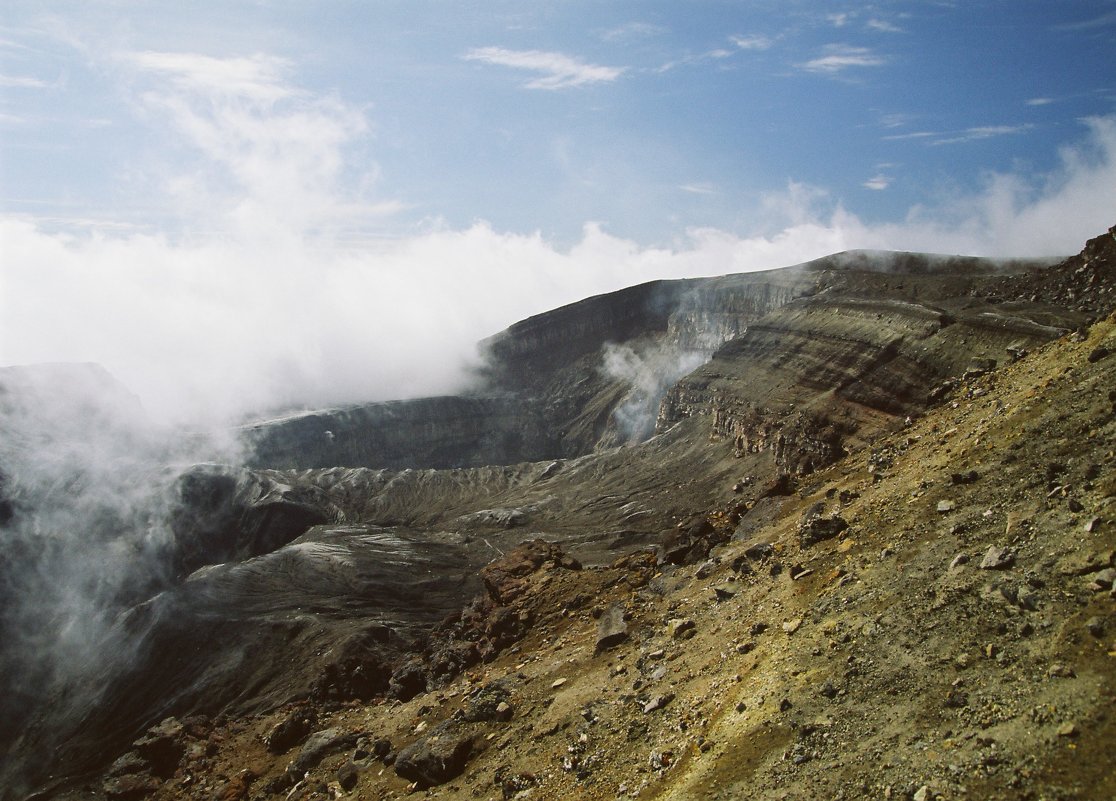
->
[2, 2, 1115, 421]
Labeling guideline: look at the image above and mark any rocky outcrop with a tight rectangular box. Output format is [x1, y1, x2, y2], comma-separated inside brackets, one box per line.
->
[660, 288, 1081, 475]
[169, 464, 340, 578]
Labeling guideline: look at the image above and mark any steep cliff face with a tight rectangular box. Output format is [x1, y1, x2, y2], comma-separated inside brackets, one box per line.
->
[243, 268, 817, 468]
[660, 265, 1084, 476]
[242, 395, 553, 470]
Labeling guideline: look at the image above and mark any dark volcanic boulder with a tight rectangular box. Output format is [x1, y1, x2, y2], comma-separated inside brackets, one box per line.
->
[799, 516, 849, 547]
[394, 720, 477, 788]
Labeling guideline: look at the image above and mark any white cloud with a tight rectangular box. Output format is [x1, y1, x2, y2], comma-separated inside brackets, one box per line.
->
[878, 112, 916, 129]
[1026, 97, 1055, 106]
[600, 22, 665, 41]
[730, 34, 774, 51]
[827, 13, 851, 28]
[121, 51, 295, 102]
[882, 125, 1033, 146]
[679, 182, 718, 195]
[931, 124, 1033, 145]
[463, 47, 624, 90]
[798, 44, 886, 74]
[0, 73, 52, 88]
[863, 174, 891, 190]
[118, 51, 394, 238]
[881, 130, 938, 141]
[866, 19, 904, 33]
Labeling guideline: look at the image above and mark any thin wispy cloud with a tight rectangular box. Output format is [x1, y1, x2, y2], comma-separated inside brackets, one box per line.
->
[679, 182, 718, 195]
[863, 174, 891, 190]
[599, 22, 665, 42]
[1054, 10, 1116, 31]
[798, 44, 887, 74]
[876, 113, 916, 130]
[121, 52, 295, 102]
[931, 124, 1033, 145]
[656, 34, 775, 73]
[464, 47, 624, 90]
[118, 51, 397, 238]
[827, 13, 851, 28]
[867, 19, 904, 34]
[883, 124, 1033, 146]
[730, 34, 774, 51]
[882, 130, 938, 141]
[0, 73, 52, 88]
[1026, 97, 1055, 106]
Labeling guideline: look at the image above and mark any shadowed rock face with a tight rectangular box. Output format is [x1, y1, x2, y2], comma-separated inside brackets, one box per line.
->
[241, 396, 553, 471]
[9, 234, 1116, 799]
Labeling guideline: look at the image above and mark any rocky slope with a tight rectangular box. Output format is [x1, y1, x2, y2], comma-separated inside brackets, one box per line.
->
[4, 228, 1115, 801]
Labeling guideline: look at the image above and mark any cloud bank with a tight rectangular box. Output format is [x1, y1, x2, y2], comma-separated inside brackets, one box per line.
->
[2, 53, 1115, 426]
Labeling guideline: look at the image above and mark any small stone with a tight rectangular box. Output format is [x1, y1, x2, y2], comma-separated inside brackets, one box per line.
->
[782, 618, 802, 635]
[713, 586, 736, 602]
[943, 689, 968, 709]
[913, 785, 931, 801]
[669, 618, 696, 640]
[265, 711, 314, 755]
[287, 728, 360, 781]
[799, 516, 849, 547]
[1085, 617, 1105, 637]
[743, 542, 775, 560]
[337, 762, 359, 792]
[1056, 722, 1078, 738]
[980, 546, 1015, 570]
[551, 678, 568, 689]
[937, 500, 956, 513]
[1087, 345, 1111, 363]
[1085, 517, 1103, 533]
[788, 565, 813, 580]
[949, 554, 970, 570]
[1048, 663, 1076, 678]
[695, 560, 717, 580]
[642, 693, 675, 713]
[1088, 567, 1116, 590]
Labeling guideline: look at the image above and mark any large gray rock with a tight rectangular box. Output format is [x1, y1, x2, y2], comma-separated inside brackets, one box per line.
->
[595, 603, 629, 653]
[394, 721, 476, 788]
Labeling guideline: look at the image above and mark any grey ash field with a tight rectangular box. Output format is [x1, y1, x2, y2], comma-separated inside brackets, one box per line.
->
[3, 227, 1115, 801]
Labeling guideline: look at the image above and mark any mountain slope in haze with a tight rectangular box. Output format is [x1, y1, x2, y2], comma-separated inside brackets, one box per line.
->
[3, 228, 1115, 800]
